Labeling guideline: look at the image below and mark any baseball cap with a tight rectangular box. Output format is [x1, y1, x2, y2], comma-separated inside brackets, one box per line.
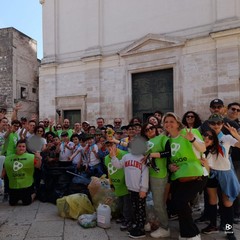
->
[82, 121, 90, 125]
[209, 99, 224, 107]
[208, 113, 224, 122]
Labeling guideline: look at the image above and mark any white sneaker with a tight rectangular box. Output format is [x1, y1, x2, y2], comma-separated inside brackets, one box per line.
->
[179, 234, 201, 240]
[179, 236, 187, 240]
[187, 235, 201, 240]
[150, 227, 170, 238]
[144, 222, 151, 232]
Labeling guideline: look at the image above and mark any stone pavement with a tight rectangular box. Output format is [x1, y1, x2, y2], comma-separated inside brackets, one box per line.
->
[0, 198, 239, 240]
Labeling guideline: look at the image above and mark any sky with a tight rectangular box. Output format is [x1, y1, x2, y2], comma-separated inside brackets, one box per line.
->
[0, 0, 43, 59]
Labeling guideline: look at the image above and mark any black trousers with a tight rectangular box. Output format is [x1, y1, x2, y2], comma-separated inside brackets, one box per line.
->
[9, 185, 34, 206]
[171, 177, 207, 238]
[129, 190, 146, 230]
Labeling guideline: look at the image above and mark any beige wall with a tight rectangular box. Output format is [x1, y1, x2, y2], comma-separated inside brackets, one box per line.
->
[39, 0, 240, 124]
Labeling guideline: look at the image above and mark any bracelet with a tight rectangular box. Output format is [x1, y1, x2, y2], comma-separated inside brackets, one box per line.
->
[189, 137, 196, 143]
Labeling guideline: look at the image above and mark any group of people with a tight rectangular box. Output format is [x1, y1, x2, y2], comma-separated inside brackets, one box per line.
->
[0, 99, 240, 240]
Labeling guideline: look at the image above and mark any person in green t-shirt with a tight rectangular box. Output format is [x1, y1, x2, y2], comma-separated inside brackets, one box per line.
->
[104, 140, 133, 231]
[3, 139, 42, 206]
[141, 123, 171, 238]
[162, 112, 206, 240]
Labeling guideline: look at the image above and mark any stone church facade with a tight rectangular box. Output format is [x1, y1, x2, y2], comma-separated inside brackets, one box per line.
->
[39, 0, 240, 125]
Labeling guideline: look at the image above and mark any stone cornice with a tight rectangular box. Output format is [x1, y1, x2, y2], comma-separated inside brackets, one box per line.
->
[210, 28, 240, 39]
[118, 33, 186, 57]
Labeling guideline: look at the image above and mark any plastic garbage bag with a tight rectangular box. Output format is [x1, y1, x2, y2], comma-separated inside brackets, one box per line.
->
[57, 193, 95, 219]
[78, 213, 97, 228]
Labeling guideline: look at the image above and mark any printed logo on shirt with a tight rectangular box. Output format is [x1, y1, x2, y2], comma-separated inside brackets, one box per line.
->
[13, 161, 23, 171]
[107, 162, 118, 175]
[147, 141, 154, 151]
[124, 160, 142, 170]
[171, 143, 180, 156]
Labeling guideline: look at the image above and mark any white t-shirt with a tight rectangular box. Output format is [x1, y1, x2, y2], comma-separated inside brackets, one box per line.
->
[87, 144, 100, 167]
[59, 141, 74, 162]
[207, 134, 238, 171]
[72, 144, 82, 165]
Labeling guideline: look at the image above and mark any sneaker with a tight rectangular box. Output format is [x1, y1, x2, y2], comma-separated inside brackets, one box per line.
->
[128, 228, 146, 239]
[179, 234, 201, 240]
[226, 233, 237, 240]
[194, 215, 209, 223]
[150, 227, 170, 238]
[116, 217, 124, 224]
[120, 221, 132, 231]
[144, 222, 151, 232]
[201, 224, 219, 234]
[169, 213, 178, 221]
[189, 234, 201, 240]
[179, 236, 186, 240]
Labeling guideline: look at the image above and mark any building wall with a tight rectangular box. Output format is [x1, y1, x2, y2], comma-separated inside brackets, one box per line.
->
[39, 0, 240, 124]
[0, 28, 39, 119]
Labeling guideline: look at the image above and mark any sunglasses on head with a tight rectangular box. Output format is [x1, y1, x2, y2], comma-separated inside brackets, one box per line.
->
[203, 133, 214, 140]
[186, 115, 195, 118]
[230, 107, 240, 112]
[209, 121, 223, 126]
[211, 105, 223, 109]
[145, 126, 155, 132]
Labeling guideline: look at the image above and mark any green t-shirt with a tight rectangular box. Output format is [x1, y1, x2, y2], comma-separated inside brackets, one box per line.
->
[169, 128, 204, 181]
[3, 132, 18, 156]
[147, 135, 169, 178]
[104, 149, 128, 197]
[4, 152, 35, 189]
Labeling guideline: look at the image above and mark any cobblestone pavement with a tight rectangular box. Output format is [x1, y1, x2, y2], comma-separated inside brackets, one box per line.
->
[0, 197, 239, 240]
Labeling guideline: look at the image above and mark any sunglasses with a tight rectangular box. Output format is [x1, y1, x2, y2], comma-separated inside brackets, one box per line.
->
[203, 133, 214, 140]
[186, 115, 195, 118]
[230, 107, 240, 112]
[145, 126, 155, 132]
[44, 121, 49, 123]
[114, 122, 121, 124]
[208, 121, 223, 126]
[211, 105, 223, 109]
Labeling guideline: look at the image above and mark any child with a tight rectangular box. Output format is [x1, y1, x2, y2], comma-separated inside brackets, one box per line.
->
[104, 140, 132, 231]
[109, 138, 149, 239]
[69, 134, 82, 169]
[58, 131, 74, 165]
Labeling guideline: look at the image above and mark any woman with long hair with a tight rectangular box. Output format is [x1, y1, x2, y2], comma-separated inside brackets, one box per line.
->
[182, 111, 202, 129]
[201, 114, 240, 240]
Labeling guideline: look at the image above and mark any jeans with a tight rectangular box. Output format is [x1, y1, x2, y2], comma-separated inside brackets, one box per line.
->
[150, 176, 169, 229]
